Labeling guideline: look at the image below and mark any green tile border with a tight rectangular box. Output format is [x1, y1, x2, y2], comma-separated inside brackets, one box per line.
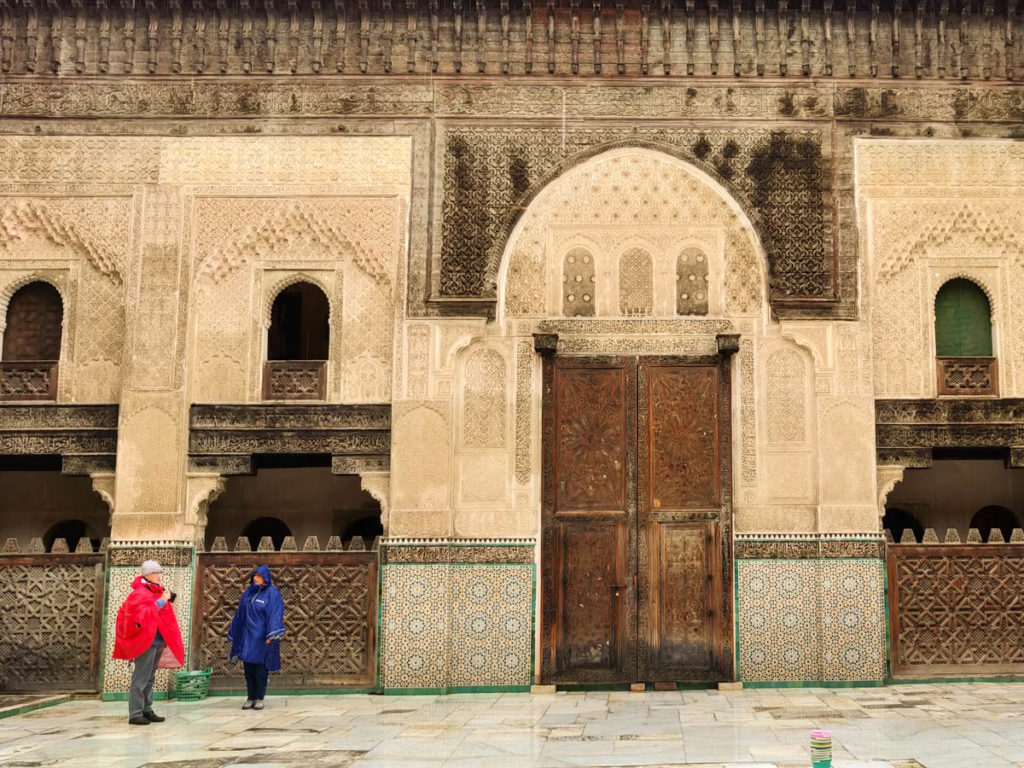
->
[102, 691, 170, 702]
[0, 695, 72, 720]
[741, 680, 886, 689]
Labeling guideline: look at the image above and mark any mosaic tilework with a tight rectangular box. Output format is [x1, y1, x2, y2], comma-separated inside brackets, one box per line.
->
[736, 558, 884, 683]
[821, 559, 886, 682]
[448, 566, 533, 688]
[380, 564, 449, 690]
[101, 547, 195, 695]
[380, 563, 534, 690]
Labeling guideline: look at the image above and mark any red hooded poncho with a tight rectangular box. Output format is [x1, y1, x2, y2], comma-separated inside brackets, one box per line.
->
[112, 575, 185, 667]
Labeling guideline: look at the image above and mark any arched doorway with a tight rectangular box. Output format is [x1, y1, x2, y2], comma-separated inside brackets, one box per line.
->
[495, 148, 766, 685]
[264, 281, 330, 400]
[1, 281, 63, 401]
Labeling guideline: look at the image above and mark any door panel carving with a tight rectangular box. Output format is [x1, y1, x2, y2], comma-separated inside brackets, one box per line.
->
[555, 367, 627, 511]
[647, 365, 719, 509]
[543, 359, 636, 683]
[543, 356, 732, 685]
[556, 521, 629, 673]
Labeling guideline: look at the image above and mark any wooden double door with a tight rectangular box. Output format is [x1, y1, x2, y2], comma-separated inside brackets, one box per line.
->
[541, 356, 732, 684]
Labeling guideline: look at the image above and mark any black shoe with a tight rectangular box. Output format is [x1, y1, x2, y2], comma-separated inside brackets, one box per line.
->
[142, 711, 165, 723]
[128, 717, 150, 726]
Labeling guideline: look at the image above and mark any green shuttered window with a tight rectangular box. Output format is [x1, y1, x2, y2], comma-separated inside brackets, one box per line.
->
[934, 278, 992, 357]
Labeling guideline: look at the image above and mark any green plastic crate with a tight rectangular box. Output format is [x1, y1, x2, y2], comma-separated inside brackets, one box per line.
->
[173, 668, 212, 702]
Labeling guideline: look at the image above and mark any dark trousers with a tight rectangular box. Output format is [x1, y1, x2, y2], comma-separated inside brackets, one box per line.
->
[129, 638, 165, 719]
[243, 661, 269, 701]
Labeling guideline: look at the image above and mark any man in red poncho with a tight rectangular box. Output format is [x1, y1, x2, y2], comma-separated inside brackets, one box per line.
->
[112, 560, 185, 726]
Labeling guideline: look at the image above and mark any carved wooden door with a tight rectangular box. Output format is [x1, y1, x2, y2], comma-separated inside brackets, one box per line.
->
[543, 356, 729, 684]
[637, 361, 724, 681]
[542, 359, 637, 683]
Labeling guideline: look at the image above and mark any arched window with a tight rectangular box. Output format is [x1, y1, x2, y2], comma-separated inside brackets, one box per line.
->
[883, 508, 924, 544]
[618, 247, 653, 316]
[562, 248, 595, 317]
[676, 248, 709, 315]
[242, 516, 292, 551]
[268, 282, 329, 360]
[934, 279, 996, 395]
[1, 282, 63, 401]
[935, 279, 992, 357]
[264, 281, 330, 400]
[970, 505, 1020, 543]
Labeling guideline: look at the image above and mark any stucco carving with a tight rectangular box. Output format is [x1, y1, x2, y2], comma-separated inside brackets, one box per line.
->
[499, 148, 764, 322]
[859, 140, 1024, 400]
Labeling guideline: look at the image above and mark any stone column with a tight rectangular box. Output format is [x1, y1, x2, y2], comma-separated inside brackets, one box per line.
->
[110, 185, 190, 541]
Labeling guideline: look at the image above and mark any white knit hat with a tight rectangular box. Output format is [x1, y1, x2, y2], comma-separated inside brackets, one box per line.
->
[140, 560, 162, 576]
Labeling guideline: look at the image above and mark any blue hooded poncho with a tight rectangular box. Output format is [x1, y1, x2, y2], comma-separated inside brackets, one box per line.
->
[227, 565, 285, 671]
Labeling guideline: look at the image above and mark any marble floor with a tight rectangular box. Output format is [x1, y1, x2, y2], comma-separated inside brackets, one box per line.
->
[0, 684, 1022, 768]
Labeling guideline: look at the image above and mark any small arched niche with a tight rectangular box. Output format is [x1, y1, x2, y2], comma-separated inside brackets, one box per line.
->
[1, 281, 64, 402]
[264, 281, 330, 400]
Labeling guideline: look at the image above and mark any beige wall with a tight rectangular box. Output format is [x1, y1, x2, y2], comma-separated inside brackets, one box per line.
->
[0, 135, 410, 542]
[7, 136, 1021, 543]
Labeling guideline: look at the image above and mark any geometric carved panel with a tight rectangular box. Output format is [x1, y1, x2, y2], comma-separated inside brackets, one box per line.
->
[889, 545, 1024, 676]
[0, 558, 103, 691]
[194, 552, 376, 689]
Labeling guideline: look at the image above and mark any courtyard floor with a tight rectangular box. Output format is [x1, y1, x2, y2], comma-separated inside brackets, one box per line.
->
[0, 684, 1023, 768]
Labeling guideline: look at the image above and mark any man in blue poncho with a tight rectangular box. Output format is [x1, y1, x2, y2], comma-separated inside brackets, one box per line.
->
[228, 565, 285, 710]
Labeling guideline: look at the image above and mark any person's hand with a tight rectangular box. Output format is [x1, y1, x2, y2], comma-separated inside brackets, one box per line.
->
[162, 589, 172, 602]
[266, 638, 273, 644]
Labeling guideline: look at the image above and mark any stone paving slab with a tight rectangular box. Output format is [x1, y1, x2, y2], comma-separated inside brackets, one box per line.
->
[0, 684, 1021, 767]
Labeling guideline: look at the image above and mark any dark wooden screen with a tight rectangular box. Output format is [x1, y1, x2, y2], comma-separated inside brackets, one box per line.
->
[637, 361, 725, 681]
[543, 360, 637, 683]
[542, 355, 731, 685]
[194, 551, 377, 689]
[888, 543, 1024, 677]
[0, 554, 104, 692]
[3, 282, 63, 361]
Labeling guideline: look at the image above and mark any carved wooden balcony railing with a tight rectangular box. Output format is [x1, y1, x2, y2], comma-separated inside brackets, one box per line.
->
[0, 361, 58, 401]
[937, 356, 998, 397]
[262, 360, 327, 401]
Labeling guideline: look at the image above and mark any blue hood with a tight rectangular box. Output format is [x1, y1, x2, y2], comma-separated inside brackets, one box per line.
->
[251, 565, 273, 586]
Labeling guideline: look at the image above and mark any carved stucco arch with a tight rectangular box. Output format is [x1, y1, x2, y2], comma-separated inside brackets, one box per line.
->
[261, 272, 336, 330]
[496, 146, 770, 321]
[492, 143, 772, 304]
[0, 273, 69, 360]
[931, 272, 998, 314]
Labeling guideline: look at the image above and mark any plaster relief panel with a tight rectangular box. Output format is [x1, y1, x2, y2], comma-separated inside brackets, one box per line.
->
[392, 402, 452, 513]
[858, 140, 1024, 400]
[500, 148, 763, 322]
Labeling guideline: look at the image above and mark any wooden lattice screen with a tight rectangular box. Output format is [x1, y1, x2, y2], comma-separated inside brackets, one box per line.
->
[193, 550, 377, 690]
[887, 542, 1024, 677]
[0, 553, 105, 691]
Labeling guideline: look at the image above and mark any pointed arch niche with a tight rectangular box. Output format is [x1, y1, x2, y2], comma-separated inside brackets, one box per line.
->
[496, 147, 767, 323]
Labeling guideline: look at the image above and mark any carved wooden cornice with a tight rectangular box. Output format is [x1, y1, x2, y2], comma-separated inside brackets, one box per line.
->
[0, 404, 118, 472]
[875, 397, 1024, 467]
[188, 403, 391, 473]
[0, 0, 1019, 80]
